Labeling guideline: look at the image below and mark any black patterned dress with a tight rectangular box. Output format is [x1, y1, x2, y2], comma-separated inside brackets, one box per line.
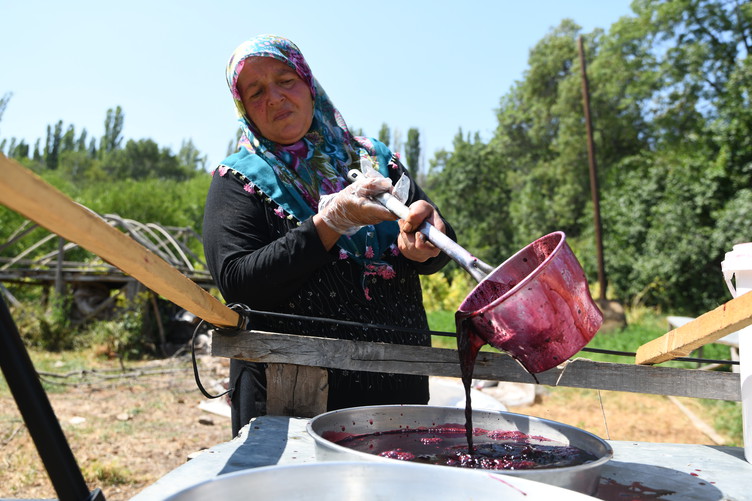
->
[202, 163, 455, 436]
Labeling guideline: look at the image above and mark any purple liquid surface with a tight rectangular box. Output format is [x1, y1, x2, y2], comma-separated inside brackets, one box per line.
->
[334, 424, 598, 470]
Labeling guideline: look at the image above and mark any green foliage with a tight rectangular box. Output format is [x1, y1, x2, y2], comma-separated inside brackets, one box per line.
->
[424, 1, 752, 314]
[10, 289, 158, 360]
[81, 292, 153, 360]
[100, 138, 199, 181]
[12, 293, 76, 351]
[576, 307, 732, 369]
[44, 120, 64, 170]
[5, 0, 752, 336]
[0, 92, 10, 128]
[706, 399, 743, 446]
[100, 106, 124, 155]
[404, 128, 420, 177]
[426, 131, 514, 265]
[178, 138, 208, 172]
[420, 269, 474, 312]
[82, 460, 133, 485]
[77, 174, 210, 234]
[378, 123, 390, 147]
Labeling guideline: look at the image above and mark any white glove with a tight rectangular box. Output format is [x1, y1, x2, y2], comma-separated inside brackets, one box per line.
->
[318, 170, 394, 235]
[360, 154, 410, 204]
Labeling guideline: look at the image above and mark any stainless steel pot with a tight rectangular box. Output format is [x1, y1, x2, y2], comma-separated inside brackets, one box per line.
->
[165, 461, 598, 500]
[307, 405, 612, 495]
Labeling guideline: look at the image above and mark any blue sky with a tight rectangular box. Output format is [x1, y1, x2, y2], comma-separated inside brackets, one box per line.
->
[1, 1, 634, 170]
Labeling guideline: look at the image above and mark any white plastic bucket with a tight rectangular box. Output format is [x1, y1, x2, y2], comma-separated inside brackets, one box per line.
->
[721, 242, 752, 463]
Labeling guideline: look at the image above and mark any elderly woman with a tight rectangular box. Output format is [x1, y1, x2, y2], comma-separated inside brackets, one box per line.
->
[203, 34, 456, 436]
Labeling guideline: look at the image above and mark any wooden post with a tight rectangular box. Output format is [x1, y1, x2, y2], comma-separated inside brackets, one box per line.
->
[54, 237, 65, 296]
[578, 36, 607, 301]
[265, 364, 328, 417]
[150, 292, 167, 357]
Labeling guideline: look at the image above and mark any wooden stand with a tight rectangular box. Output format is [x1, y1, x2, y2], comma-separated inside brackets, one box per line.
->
[266, 364, 328, 417]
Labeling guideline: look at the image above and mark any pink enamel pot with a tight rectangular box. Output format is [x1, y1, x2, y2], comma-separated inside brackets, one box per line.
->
[456, 231, 602, 373]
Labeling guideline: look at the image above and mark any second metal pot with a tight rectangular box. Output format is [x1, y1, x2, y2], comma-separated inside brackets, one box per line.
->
[307, 405, 612, 495]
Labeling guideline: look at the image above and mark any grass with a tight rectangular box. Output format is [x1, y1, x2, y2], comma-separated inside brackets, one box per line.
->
[427, 306, 743, 446]
[427, 310, 456, 349]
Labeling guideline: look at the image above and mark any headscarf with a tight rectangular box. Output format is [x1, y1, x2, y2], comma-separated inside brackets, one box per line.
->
[220, 34, 400, 272]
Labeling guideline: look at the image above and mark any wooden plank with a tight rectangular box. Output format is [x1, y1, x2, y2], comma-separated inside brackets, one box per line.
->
[0, 154, 238, 328]
[266, 364, 328, 417]
[635, 291, 752, 365]
[211, 330, 741, 402]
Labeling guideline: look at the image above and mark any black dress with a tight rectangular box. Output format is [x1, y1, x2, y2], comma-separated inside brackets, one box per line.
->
[202, 163, 455, 436]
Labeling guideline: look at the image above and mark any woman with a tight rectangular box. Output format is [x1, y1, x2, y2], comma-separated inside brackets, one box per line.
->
[203, 35, 456, 436]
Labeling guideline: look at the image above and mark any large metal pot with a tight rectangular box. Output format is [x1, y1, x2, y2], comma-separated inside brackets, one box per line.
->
[307, 405, 612, 495]
[165, 461, 598, 500]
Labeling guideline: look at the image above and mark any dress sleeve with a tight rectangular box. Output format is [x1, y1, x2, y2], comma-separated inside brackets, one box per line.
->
[202, 172, 336, 309]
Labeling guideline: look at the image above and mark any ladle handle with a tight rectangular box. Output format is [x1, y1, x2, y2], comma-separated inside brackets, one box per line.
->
[347, 169, 493, 283]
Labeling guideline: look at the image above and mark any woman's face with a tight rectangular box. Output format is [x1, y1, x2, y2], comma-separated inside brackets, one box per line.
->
[237, 57, 314, 145]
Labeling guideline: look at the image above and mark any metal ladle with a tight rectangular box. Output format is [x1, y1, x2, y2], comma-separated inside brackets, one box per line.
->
[348, 169, 603, 374]
[347, 169, 494, 283]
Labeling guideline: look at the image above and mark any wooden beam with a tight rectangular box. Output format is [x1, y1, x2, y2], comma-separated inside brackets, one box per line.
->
[211, 330, 741, 402]
[636, 291, 752, 365]
[0, 154, 238, 328]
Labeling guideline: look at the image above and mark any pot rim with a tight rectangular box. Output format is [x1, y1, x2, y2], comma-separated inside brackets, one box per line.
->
[458, 231, 566, 318]
[306, 404, 613, 477]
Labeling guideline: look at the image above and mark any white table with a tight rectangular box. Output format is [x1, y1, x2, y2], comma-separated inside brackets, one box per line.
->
[132, 415, 752, 501]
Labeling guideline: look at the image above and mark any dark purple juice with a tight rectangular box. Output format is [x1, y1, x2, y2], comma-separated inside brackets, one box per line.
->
[456, 315, 485, 452]
[457, 303, 539, 454]
[334, 424, 597, 470]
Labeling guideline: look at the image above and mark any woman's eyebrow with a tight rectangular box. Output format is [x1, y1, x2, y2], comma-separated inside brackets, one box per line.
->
[242, 80, 260, 93]
[274, 67, 298, 78]
[241, 67, 298, 93]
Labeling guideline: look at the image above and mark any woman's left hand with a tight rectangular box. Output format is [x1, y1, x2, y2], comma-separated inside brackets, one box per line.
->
[397, 200, 445, 262]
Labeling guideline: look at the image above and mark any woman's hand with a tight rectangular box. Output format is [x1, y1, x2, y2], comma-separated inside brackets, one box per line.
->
[397, 200, 444, 262]
[316, 176, 397, 248]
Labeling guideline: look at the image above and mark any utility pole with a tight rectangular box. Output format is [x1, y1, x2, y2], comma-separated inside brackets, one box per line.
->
[578, 36, 606, 301]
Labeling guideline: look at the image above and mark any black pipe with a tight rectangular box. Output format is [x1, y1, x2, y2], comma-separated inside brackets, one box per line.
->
[232, 307, 739, 366]
[0, 295, 104, 501]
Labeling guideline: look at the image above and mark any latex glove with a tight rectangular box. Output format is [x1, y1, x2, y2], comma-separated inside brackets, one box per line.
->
[360, 154, 410, 204]
[318, 174, 396, 235]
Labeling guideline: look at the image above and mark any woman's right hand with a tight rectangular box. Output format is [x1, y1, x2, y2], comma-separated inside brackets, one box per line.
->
[317, 176, 397, 236]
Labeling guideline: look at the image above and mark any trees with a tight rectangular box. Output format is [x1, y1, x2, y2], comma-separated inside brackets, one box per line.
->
[102, 138, 192, 181]
[44, 121, 63, 170]
[426, 130, 514, 264]
[378, 123, 390, 146]
[178, 139, 207, 173]
[404, 128, 421, 178]
[5, 0, 751, 314]
[100, 106, 124, 156]
[592, 0, 752, 311]
[0, 104, 208, 236]
[422, 1, 752, 313]
[0, 92, 10, 133]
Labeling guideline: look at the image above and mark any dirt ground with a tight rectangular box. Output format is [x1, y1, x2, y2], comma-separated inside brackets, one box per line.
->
[0, 356, 730, 501]
[0, 355, 232, 501]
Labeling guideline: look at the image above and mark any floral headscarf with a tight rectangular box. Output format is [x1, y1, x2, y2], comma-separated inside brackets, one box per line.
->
[219, 34, 400, 274]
